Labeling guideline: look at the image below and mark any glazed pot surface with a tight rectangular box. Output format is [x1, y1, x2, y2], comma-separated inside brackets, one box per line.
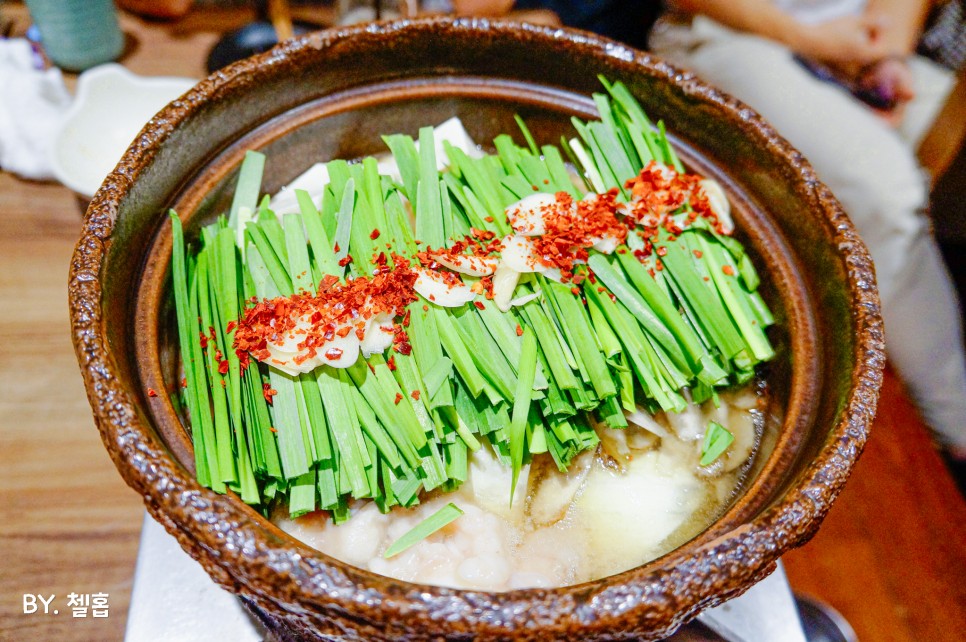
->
[69, 18, 883, 641]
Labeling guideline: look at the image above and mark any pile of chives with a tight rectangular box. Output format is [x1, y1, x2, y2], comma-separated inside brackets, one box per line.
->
[169, 79, 775, 521]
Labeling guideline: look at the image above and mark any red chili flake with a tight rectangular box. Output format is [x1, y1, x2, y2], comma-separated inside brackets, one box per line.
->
[571, 287, 581, 296]
[693, 249, 703, 258]
[394, 393, 403, 405]
[180, 378, 187, 388]
[234, 263, 419, 369]
[262, 383, 277, 405]
[214, 349, 224, 362]
[220, 379, 226, 388]
[218, 360, 230, 375]
[403, 309, 411, 327]
[617, 248, 627, 254]
[392, 325, 413, 356]
[411, 390, 421, 401]
[484, 216, 494, 223]
[325, 347, 344, 361]
[481, 276, 495, 300]
[510, 190, 628, 283]
[338, 254, 353, 267]
[515, 324, 524, 337]
[387, 355, 397, 371]
[597, 286, 606, 293]
[473, 301, 485, 310]
[269, 426, 278, 433]
[333, 242, 340, 253]
[543, 179, 550, 185]
[370, 228, 381, 240]
[722, 265, 735, 276]
[470, 227, 496, 242]
[226, 320, 237, 333]
[655, 260, 664, 271]
[198, 332, 209, 349]
[656, 246, 668, 257]
[147, 388, 158, 398]
[703, 276, 710, 281]
[422, 304, 429, 312]
[532, 184, 540, 191]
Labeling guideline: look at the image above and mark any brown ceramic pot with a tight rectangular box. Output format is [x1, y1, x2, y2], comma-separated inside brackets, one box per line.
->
[69, 18, 884, 641]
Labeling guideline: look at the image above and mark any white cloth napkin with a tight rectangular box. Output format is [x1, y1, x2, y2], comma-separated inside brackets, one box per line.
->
[0, 39, 71, 180]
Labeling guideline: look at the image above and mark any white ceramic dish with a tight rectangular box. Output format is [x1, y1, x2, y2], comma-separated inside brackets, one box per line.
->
[50, 63, 195, 198]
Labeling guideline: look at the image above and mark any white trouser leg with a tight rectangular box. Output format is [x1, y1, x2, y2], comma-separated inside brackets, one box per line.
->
[882, 232, 966, 448]
[650, 17, 966, 449]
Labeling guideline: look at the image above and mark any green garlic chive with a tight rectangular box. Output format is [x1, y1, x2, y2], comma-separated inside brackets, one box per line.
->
[700, 421, 735, 466]
[384, 503, 464, 559]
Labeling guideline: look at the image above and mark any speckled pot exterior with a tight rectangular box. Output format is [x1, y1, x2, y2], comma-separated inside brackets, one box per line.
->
[69, 19, 884, 641]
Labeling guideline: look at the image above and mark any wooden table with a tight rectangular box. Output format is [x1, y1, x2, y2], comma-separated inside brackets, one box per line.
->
[1, 5, 964, 641]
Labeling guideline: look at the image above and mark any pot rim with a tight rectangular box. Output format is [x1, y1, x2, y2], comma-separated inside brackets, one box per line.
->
[68, 16, 885, 638]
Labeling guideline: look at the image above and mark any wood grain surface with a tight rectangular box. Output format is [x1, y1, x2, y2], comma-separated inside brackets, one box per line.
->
[782, 370, 966, 641]
[0, 173, 143, 640]
[0, 4, 964, 641]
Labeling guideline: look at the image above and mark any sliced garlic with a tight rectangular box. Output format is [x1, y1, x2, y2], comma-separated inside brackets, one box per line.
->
[361, 312, 396, 357]
[699, 178, 734, 233]
[265, 320, 361, 375]
[654, 162, 678, 181]
[316, 334, 362, 369]
[591, 234, 621, 254]
[426, 252, 498, 277]
[413, 267, 476, 307]
[506, 192, 558, 236]
[540, 266, 563, 282]
[500, 235, 542, 273]
[492, 263, 521, 312]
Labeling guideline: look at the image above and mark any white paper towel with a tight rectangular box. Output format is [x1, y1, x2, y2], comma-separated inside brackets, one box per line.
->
[0, 39, 71, 180]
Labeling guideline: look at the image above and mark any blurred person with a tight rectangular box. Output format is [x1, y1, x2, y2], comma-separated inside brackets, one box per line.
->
[447, 0, 966, 460]
[648, 0, 966, 459]
[439, 0, 650, 48]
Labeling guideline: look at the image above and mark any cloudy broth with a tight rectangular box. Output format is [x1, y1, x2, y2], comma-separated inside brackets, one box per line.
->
[276, 385, 763, 591]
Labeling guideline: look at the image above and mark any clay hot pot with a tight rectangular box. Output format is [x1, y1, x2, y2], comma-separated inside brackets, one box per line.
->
[69, 18, 884, 641]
